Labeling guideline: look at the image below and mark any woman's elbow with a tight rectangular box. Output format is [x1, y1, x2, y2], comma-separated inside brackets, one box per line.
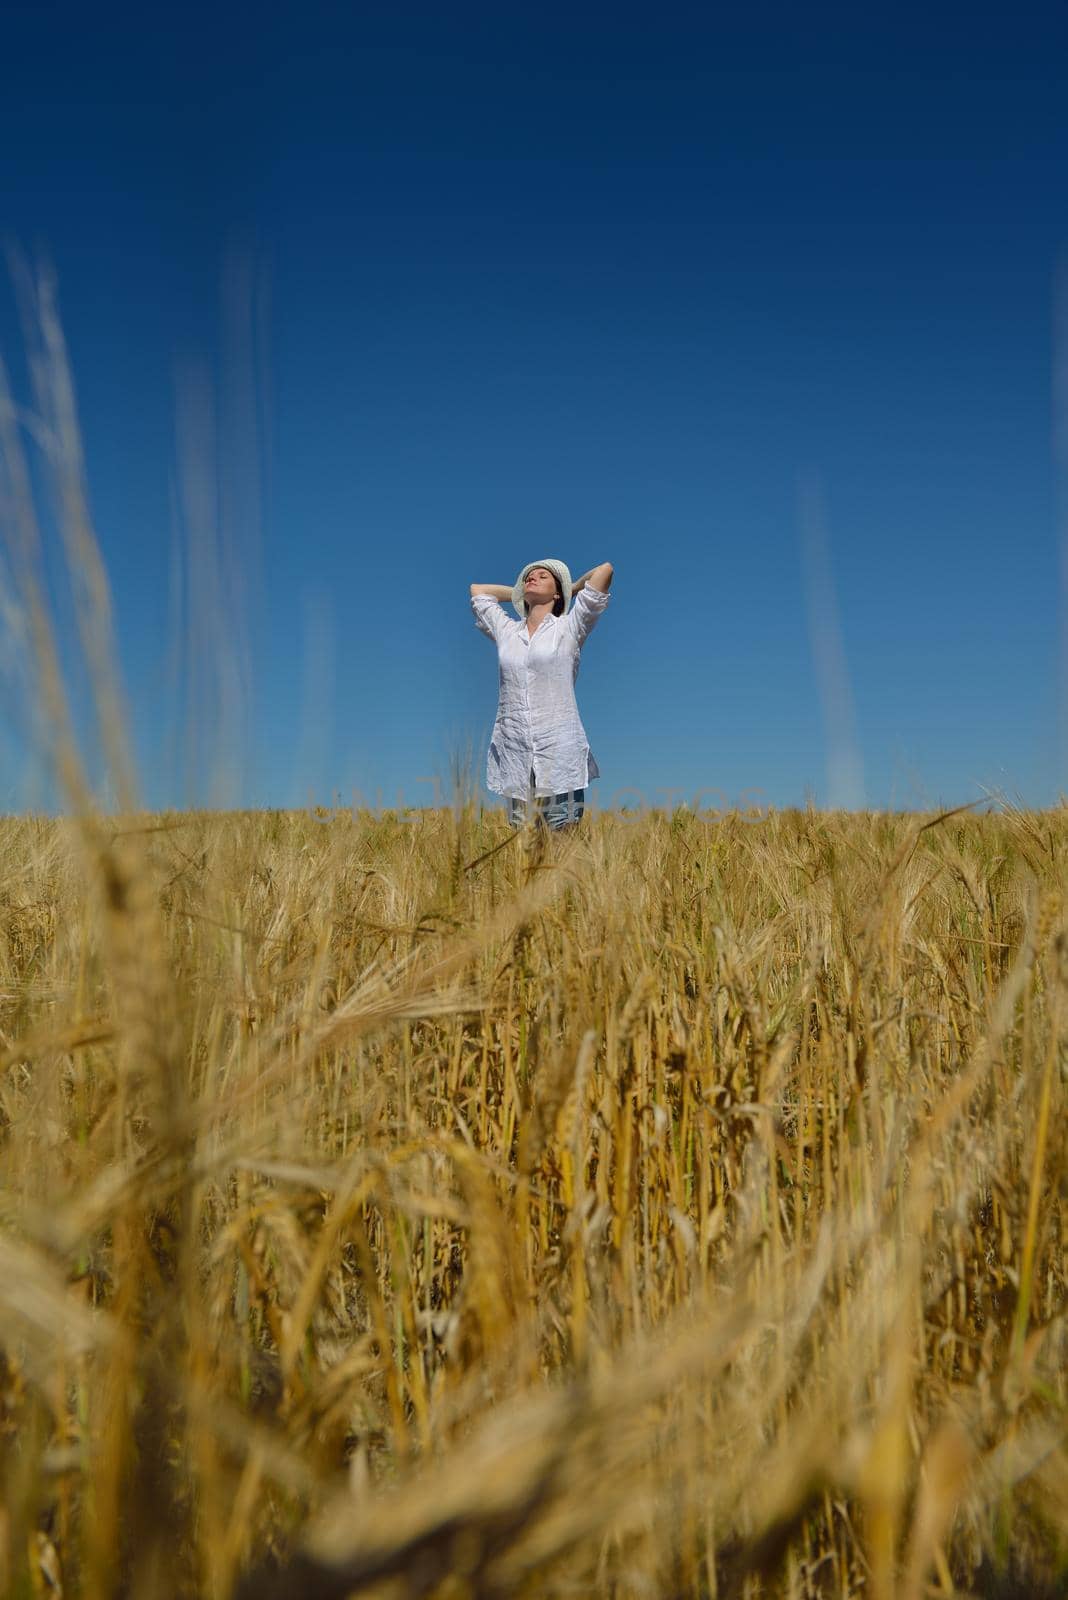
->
[591, 562, 614, 590]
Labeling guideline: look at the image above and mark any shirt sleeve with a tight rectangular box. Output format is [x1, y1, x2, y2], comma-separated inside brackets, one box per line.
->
[471, 593, 508, 642]
[563, 583, 610, 647]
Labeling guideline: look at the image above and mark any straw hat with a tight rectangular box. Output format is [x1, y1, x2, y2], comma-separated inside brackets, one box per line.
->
[512, 558, 573, 618]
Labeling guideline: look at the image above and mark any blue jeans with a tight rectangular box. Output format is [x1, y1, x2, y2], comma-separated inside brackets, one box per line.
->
[508, 771, 585, 831]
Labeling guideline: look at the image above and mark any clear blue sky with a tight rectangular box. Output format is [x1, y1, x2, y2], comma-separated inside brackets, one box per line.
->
[2, 2, 1066, 814]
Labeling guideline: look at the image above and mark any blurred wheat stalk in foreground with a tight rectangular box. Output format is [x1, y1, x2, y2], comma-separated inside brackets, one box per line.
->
[0, 267, 1065, 1600]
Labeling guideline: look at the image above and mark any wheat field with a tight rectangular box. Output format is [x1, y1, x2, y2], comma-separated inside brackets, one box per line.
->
[0, 796, 1066, 1599]
[0, 272, 1066, 1599]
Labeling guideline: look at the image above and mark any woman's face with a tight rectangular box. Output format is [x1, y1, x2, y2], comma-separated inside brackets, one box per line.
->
[523, 566, 561, 609]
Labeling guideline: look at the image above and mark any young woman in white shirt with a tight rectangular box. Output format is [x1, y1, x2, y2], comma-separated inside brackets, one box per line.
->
[470, 559, 614, 832]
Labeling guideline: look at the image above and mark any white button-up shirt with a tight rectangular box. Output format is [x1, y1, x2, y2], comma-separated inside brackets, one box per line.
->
[471, 585, 610, 798]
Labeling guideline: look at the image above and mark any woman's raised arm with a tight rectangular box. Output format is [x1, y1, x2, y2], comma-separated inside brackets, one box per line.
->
[469, 583, 513, 601]
[570, 562, 614, 595]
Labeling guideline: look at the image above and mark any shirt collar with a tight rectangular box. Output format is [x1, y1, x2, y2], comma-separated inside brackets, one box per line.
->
[519, 609, 558, 639]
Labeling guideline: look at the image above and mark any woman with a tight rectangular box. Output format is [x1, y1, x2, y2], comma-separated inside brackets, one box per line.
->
[470, 558, 614, 831]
